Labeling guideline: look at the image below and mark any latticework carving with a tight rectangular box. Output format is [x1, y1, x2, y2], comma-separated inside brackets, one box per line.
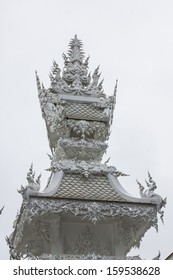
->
[64, 102, 108, 122]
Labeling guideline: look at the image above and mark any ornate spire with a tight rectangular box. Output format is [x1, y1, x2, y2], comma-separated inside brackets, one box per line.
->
[67, 34, 85, 63]
[35, 71, 42, 96]
[47, 35, 104, 97]
[110, 79, 118, 125]
[36, 36, 117, 152]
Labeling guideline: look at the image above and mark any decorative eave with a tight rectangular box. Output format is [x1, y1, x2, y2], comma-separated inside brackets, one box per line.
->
[10, 166, 165, 259]
[9, 196, 157, 258]
[17, 163, 166, 222]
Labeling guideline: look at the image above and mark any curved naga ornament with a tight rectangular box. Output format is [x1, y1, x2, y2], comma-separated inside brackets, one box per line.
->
[18, 164, 41, 199]
[137, 171, 167, 222]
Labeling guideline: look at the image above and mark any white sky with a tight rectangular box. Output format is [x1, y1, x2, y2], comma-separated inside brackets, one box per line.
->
[0, 0, 173, 259]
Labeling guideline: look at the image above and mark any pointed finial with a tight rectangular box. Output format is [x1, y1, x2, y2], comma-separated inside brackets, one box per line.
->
[104, 157, 111, 164]
[35, 71, 41, 91]
[136, 180, 145, 191]
[49, 72, 54, 81]
[98, 78, 104, 90]
[47, 153, 53, 161]
[147, 170, 157, 191]
[35, 173, 42, 185]
[114, 79, 118, 98]
[35, 71, 44, 98]
[84, 56, 90, 67]
[110, 79, 118, 125]
[42, 83, 45, 91]
[68, 35, 84, 62]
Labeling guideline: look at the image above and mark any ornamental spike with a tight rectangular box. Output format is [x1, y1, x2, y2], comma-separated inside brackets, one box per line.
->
[49, 72, 54, 81]
[84, 56, 90, 67]
[26, 163, 35, 184]
[35, 173, 42, 185]
[136, 180, 144, 190]
[62, 52, 67, 59]
[95, 65, 100, 73]
[47, 153, 53, 161]
[137, 180, 145, 198]
[35, 71, 42, 95]
[41, 83, 45, 91]
[147, 171, 157, 191]
[114, 79, 118, 100]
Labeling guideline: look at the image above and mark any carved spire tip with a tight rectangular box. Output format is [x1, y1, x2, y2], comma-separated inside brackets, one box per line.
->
[35, 70, 39, 79]
[115, 78, 118, 89]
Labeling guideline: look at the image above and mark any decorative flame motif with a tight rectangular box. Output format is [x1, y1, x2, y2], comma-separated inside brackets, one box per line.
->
[18, 164, 41, 199]
[137, 171, 166, 222]
[47, 35, 105, 97]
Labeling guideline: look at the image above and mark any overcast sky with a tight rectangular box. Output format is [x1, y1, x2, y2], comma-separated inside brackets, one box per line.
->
[0, 0, 173, 259]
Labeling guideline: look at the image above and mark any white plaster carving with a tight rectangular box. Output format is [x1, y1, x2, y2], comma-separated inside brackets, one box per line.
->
[20, 198, 157, 228]
[10, 36, 166, 261]
[55, 138, 108, 161]
[64, 225, 112, 256]
[6, 236, 20, 260]
[75, 226, 99, 254]
[67, 119, 109, 141]
[50, 35, 105, 98]
[18, 164, 41, 199]
[36, 35, 116, 154]
[48, 160, 128, 178]
[26, 240, 44, 256]
[34, 221, 51, 242]
[137, 171, 166, 222]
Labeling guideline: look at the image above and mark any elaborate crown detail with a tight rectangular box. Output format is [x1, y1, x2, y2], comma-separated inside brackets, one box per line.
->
[48, 35, 105, 97]
[36, 35, 117, 154]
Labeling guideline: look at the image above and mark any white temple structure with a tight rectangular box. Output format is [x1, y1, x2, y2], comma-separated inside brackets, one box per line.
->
[8, 36, 166, 260]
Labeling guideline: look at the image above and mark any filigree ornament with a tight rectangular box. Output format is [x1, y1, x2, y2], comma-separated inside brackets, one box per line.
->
[39, 89, 65, 133]
[47, 160, 128, 179]
[64, 226, 112, 256]
[9, 197, 157, 259]
[74, 226, 100, 255]
[18, 164, 41, 199]
[19, 198, 157, 227]
[137, 171, 167, 222]
[34, 221, 51, 241]
[54, 138, 107, 162]
[35, 36, 117, 156]
[37, 35, 104, 98]
[6, 236, 20, 260]
[66, 119, 109, 141]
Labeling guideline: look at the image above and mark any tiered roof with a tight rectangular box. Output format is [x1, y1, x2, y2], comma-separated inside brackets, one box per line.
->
[9, 36, 166, 260]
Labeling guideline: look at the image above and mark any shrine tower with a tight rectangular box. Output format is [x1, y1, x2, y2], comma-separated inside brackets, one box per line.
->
[9, 36, 166, 260]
